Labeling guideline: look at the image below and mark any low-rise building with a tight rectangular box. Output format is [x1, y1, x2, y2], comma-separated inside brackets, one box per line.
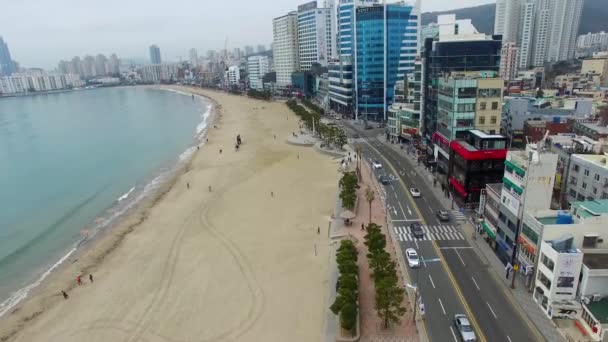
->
[573, 122, 608, 141]
[567, 154, 608, 204]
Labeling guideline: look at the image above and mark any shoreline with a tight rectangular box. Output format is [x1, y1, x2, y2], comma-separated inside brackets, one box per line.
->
[0, 86, 219, 338]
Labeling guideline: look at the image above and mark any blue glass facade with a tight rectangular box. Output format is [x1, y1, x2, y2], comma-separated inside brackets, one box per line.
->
[355, 4, 417, 121]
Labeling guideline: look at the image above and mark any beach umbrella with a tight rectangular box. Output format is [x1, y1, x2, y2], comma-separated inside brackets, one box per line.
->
[340, 210, 356, 220]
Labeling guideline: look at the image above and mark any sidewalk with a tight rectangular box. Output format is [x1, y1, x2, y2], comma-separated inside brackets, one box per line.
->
[328, 153, 420, 342]
[377, 135, 564, 342]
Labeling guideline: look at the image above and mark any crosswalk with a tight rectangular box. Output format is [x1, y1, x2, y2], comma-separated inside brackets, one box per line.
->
[451, 210, 466, 221]
[394, 225, 464, 241]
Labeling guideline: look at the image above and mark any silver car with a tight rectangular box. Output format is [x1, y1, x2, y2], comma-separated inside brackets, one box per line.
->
[454, 314, 476, 342]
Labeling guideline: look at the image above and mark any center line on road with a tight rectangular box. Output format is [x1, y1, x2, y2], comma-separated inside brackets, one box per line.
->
[438, 298, 446, 315]
[428, 274, 436, 289]
[414, 239, 419, 249]
[454, 249, 466, 266]
[506, 336, 512, 342]
[471, 276, 480, 290]
[421, 256, 428, 268]
[486, 302, 498, 319]
[449, 326, 458, 342]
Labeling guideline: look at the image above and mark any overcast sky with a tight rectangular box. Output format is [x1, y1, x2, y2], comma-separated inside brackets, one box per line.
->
[1, 0, 494, 69]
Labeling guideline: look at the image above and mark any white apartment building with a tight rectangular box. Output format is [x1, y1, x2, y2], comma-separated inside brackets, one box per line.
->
[500, 42, 519, 81]
[247, 55, 269, 90]
[0, 73, 83, 95]
[272, 11, 299, 87]
[189, 48, 199, 67]
[578, 32, 608, 50]
[495, 0, 584, 68]
[297, 1, 333, 70]
[225, 65, 240, 86]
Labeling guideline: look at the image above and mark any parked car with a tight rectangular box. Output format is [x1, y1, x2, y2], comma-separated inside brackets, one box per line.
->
[410, 187, 421, 197]
[405, 248, 420, 268]
[409, 223, 424, 239]
[436, 210, 450, 221]
[353, 133, 360, 139]
[453, 314, 477, 342]
[372, 160, 382, 169]
[378, 174, 390, 185]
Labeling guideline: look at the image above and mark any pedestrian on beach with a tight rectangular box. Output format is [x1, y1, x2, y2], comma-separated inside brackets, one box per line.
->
[274, 134, 276, 139]
[89, 274, 94, 283]
[361, 223, 365, 231]
[208, 185, 212, 192]
[77, 275, 82, 285]
[206, 138, 209, 143]
[197, 146, 200, 150]
[317, 226, 320, 234]
[219, 149, 222, 154]
[62, 291, 69, 299]
[187, 182, 190, 189]
[271, 191, 274, 197]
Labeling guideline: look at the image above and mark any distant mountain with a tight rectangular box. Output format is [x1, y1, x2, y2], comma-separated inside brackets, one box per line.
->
[422, 0, 608, 36]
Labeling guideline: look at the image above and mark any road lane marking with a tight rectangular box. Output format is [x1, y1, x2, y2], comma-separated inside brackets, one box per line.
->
[506, 335, 512, 342]
[486, 302, 498, 319]
[422, 256, 428, 268]
[455, 249, 466, 266]
[406, 204, 412, 215]
[362, 140, 486, 342]
[472, 276, 480, 290]
[414, 239, 419, 249]
[449, 326, 459, 342]
[439, 246, 474, 249]
[392, 219, 421, 222]
[428, 274, 436, 289]
[438, 298, 447, 315]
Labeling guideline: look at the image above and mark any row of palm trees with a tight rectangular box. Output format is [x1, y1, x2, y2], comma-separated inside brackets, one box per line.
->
[330, 239, 359, 333]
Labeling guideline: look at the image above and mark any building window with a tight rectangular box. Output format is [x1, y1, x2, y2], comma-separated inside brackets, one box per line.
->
[557, 277, 575, 288]
[584, 169, 590, 176]
[522, 224, 539, 244]
[479, 116, 485, 124]
[593, 187, 598, 194]
[578, 194, 585, 201]
[583, 235, 598, 248]
[540, 253, 555, 271]
[582, 182, 587, 189]
[491, 102, 499, 110]
[479, 102, 487, 110]
[490, 116, 497, 124]
[603, 192, 608, 200]
[573, 164, 579, 172]
[595, 174, 600, 181]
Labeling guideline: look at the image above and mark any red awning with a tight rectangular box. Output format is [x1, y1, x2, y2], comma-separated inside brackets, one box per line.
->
[450, 140, 507, 161]
[518, 235, 536, 255]
[433, 131, 449, 145]
[449, 177, 468, 197]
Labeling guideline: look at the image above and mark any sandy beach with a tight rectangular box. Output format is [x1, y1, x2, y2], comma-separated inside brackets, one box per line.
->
[0, 87, 339, 342]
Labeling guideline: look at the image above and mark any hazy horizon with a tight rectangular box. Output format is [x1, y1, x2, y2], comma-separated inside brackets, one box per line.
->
[1, 0, 495, 70]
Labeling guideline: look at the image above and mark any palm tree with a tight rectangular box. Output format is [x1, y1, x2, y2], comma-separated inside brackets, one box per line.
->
[355, 146, 363, 179]
[365, 186, 375, 224]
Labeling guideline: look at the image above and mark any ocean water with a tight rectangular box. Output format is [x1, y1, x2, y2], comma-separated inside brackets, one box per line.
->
[0, 87, 210, 316]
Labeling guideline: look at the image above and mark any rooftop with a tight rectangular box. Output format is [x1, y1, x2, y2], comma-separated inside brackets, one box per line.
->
[468, 129, 503, 139]
[537, 216, 560, 225]
[583, 253, 608, 270]
[586, 298, 608, 324]
[571, 200, 608, 218]
[571, 154, 608, 170]
[577, 122, 608, 135]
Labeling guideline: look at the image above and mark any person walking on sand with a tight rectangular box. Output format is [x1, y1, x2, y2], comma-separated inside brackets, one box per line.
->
[89, 274, 94, 283]
[271, 191, 274, 197]
[187, 182, 190, 189]
[208, 185, 212, 192]
[317, 226, 320, 234]
[77, 275, 82, 285]
[219, 149, 222, 154]
[62, 291, 69, 299]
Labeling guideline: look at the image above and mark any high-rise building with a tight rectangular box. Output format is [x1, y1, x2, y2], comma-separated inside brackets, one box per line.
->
[494, 0, 521, 43]
[297, 1, 333, 70]
[546, 0, 584, 62]
[149, 45, 162, 64]
[225, 66, 240, 86]
[95, 54, 108, 76]
[189, 48, 199, 67]
[325, 0, 338, 59]
[256, 45, 265, 53]
[82, 55, 96, 78]
[244, 46, 254, 56]
[421, 15, 502, 148]
[495, 0, 583, 68]
[0, 37, 16, 76]
[272, 11, 299, 87]
[354, 1, 419, 121]
[108, 54, 120, 75]
[500, 42, 520, 81]
[328, 0, 376, 116]
[247, 55, 269, 90]
[577, 31, 608, 51]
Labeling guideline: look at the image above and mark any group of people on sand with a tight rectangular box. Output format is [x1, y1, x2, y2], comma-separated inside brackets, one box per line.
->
[61, 274, 94, 299]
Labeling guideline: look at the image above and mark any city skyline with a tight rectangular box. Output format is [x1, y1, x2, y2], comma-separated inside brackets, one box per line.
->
[1, 0, 494, 69]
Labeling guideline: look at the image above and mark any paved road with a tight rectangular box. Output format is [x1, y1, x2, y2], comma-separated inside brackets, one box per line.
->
[344, 121, 543, 342]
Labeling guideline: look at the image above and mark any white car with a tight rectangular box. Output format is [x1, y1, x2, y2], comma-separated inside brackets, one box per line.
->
[372, 160, 382, 169]
[406, 248, 420, 268]
[410, 187, 421, 197]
